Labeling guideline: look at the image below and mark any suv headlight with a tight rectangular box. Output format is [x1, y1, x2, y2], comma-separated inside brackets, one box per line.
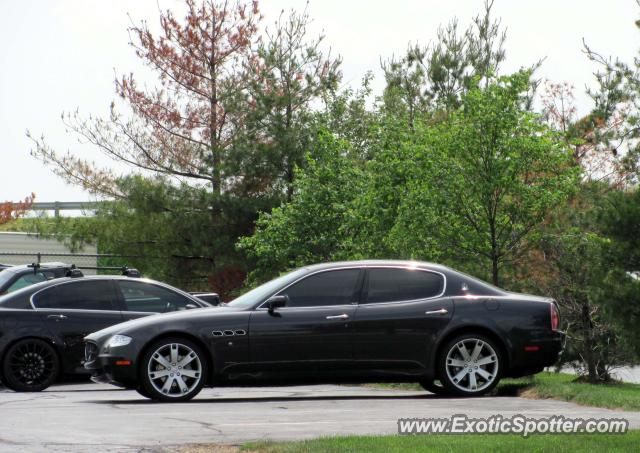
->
[106, 334, 132, 348]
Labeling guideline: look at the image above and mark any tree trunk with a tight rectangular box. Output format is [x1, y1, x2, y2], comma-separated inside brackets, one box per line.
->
[489, 218, 499, 286]
[284, 102, 294, 202]
[580, 300, 598, 383]
[491, 256, 499, 287]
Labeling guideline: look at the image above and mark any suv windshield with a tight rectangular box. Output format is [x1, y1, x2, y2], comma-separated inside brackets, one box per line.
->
[0, 269, 16, 287]
[225, 268, 307, 309]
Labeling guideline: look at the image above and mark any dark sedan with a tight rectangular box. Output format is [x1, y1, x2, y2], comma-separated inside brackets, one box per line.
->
[85, 260, 564, 402]
[0, 276, 210, 392]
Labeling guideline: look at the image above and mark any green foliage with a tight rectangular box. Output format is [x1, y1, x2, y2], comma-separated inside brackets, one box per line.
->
[583, 6, 640, 183]
[238, 132, 366, 283]
[241, 72, 578, 287]
[524, 184, 637, 381]
[381, 0, 507, 124]
[594, 188, 640, 354]
[390, 71, 578, 285]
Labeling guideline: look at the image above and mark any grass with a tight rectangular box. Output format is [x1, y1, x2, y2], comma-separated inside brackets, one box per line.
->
[364, 372, 640, 411]
[239, 432, 640, 453]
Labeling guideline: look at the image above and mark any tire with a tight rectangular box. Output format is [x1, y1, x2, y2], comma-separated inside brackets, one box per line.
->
[419, 379, 449, 396]
[438, 333, 502, 397]
[135, 386, 152, 399]
[140, 337, 207, 402]
[2, 338, 60, 392]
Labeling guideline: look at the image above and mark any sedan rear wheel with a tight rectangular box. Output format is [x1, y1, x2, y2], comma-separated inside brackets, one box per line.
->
[2, 339, 59, 392]
[438, 334, 501, 396]
[140, 338, 207, 402]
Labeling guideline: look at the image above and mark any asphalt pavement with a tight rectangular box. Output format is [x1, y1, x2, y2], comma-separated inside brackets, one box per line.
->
[1, 382, 639, 452]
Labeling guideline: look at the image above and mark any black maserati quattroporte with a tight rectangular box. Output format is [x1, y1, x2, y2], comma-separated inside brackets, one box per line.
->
[85, 261, 564, 401]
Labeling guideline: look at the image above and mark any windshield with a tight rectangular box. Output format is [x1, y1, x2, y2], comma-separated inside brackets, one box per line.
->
[0, 269, 17, 288]
[225, 268, 307, 309]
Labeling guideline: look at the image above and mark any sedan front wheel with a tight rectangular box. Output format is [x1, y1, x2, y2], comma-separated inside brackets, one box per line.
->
[140, 337, 207, 402]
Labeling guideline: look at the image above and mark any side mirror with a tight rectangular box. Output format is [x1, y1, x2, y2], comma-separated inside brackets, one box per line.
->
[185, 303, 199, 310]
[266, 295, 288, 314]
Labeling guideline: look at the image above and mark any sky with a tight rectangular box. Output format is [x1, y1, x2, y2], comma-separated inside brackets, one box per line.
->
[1, 0, 638, 203]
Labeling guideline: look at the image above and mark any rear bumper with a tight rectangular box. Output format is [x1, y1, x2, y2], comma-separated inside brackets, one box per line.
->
[507, 330, 565, 377]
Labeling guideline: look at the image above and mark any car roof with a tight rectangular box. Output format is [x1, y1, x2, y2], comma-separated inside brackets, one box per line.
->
[0, 274, 197, 303]
[22, 275, 163, 285]
[300, 260, 452, 273]
[2, 262, 73, 274]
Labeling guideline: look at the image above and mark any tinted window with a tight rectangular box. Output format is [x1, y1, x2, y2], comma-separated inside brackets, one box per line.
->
[117, 281, 193, 313]
[0, 293, 33, 309]
[33, 281, 116, 310]
[7, 272, 48, 293]
[279, 269, 361, 308]
[226, 268, 307, 308]
[366, 268, 444, 303]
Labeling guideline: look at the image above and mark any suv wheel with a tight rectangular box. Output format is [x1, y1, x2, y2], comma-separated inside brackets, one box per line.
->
[2, 339, 60, 392]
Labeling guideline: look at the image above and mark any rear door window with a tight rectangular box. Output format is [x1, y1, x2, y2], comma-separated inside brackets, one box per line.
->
[116, 280, 194, 313]
[365, 268, 444, 303]
[33, 280, 117, 311]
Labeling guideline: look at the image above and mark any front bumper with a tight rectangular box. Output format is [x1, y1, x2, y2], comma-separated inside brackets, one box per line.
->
[84, 341, 138, 388]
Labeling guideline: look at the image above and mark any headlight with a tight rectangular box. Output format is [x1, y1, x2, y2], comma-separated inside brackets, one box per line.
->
[106, 334, 132, 348]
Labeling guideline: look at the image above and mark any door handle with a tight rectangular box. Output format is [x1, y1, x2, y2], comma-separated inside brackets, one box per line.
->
[425, 308, 448, 315]
[326, 314, 349, 320]
[47, 314, 68, 321]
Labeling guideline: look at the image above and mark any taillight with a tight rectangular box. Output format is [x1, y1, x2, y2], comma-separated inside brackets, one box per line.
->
[550, 303, 559, 330]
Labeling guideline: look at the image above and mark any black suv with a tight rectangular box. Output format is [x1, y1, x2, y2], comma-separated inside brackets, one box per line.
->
[0, 262, 82, 295]
[0, 275, 211, 391]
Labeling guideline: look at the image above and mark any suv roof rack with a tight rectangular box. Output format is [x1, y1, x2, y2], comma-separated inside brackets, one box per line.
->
[64, 264, 83, 278]
[67, 268, 84, 278]
[121, 266, 141, 278]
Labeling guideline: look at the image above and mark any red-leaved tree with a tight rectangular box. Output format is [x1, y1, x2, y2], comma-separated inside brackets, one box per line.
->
[1, 193, 35, 225]
[30, 0, 263, 196]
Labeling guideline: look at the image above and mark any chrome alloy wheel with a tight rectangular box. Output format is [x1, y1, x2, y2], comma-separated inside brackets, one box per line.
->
[445, 338, 498, 393]
[147, 343, 202, 398]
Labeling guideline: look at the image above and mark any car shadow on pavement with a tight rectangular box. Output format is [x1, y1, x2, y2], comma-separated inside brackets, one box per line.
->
[42, 388, 124, 393]
[87, 393, 473, 405]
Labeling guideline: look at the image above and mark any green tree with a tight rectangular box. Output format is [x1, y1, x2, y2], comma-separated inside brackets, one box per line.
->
[381, 0, 507, 127]
[241, 72, 577, 288]
[581, 1, 640, 184]
[390, 71, 578, 286]
[528, 184, 636, 383]
[27, 1, 339, 294]
[247, 7, 341, 200]
[238, 131, 365, 283]
[594, 188, 640, 354]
